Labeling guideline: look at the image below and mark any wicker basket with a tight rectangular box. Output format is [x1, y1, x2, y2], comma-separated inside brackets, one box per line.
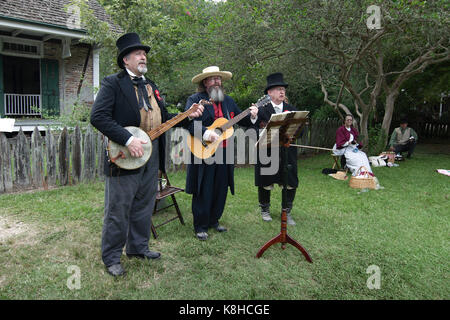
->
[349, 166, 377, 189]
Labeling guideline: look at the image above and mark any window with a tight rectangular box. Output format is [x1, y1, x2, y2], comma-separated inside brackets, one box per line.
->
[0, 36, 43, 58]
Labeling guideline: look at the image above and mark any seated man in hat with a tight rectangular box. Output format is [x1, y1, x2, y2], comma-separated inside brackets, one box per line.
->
[184, 66, 258, 241]
[388, 119, 418, 159]
[252, 73, 300, 225]
[91, 33, 203, 276]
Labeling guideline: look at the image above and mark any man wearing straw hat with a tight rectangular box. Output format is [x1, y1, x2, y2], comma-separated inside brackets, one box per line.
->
[185, 66, 258, 241]
[91, 33, 203, 276]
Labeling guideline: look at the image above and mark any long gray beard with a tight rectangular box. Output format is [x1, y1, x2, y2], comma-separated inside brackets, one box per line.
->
[208, 86, 224, 102]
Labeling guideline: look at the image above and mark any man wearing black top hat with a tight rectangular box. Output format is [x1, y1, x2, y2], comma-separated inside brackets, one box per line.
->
[91, 33, 203, 276]
[253, 73, 300, 225]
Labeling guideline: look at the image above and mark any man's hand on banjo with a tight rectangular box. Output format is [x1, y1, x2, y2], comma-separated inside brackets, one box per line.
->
[127, 137, 148, 158]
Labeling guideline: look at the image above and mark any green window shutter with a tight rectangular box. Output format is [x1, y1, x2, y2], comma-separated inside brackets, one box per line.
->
[41, 59, 60, 116]
[0, 54, 4, 117]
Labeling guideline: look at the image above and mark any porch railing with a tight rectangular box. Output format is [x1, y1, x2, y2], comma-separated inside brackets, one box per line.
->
[4, 94, 41, 116]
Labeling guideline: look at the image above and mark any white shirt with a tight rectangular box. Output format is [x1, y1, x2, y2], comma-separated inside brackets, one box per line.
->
[126, 68, 145, 80]
[271, 101, 283, 114]
[124, 68, 146, 146]
[342, 126, 354, 147]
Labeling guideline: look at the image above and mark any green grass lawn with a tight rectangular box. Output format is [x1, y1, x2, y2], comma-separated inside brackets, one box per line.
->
[0, 143, 449, 300]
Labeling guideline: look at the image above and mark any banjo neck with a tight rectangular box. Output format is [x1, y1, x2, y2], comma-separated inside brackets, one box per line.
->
[147, 99, 211, 141]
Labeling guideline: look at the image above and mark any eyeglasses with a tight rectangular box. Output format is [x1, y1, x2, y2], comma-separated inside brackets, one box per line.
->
[206, 76, 222, 82]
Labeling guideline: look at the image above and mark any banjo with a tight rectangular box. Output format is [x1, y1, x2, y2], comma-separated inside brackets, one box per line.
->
[107, 99, 211, 170]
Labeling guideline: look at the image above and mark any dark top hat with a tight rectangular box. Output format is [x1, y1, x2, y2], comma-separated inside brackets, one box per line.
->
[116, 32, 150, 69]
[264, 72, 288, 94]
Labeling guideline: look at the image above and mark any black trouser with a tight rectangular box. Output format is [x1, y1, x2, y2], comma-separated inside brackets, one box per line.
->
[101, 139, 159, 267]
[394, 140, 416, 158]
[191, 161, 229, 233]
[258, 187, 297, 212]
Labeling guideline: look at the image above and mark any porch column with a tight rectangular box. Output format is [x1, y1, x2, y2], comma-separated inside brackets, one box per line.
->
[0, 54, 3, 117]
[93, 46, 100, 100]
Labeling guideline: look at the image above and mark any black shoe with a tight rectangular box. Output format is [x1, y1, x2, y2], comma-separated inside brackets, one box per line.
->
[215, 225, 228, 232]
[127, 251, 161, 261]
[106, 263, 126, 277]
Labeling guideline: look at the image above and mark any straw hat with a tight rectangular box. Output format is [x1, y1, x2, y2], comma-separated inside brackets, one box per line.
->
[329, 171, 348, 181]
[191, 66, 232, 84]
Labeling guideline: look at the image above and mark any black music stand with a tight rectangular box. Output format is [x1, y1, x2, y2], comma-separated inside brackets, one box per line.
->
[255, 111, 312, 263]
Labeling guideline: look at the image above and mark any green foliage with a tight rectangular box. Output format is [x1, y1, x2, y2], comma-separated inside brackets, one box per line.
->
[165, 103, 182, 114]
[76, 0, 448, 148]
[311, 104, 336, 120]
[368, 123, 388, 155]
[395, 61, 450, 121]
[41, 101, 92, 130]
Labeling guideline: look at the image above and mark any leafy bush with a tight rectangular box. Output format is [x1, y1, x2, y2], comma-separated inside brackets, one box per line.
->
[368, 123, 388, 155]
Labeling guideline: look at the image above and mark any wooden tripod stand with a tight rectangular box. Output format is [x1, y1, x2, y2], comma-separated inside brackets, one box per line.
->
[255, 114, 312, 262]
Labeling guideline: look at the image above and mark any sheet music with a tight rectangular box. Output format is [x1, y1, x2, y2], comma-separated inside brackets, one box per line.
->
[256, 111, 309, 148]
[0, 119, 15, 132]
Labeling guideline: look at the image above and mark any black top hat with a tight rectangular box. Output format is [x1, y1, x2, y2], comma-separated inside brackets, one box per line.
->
[264, 72, 288, 94]
[116, 33, 150, 69]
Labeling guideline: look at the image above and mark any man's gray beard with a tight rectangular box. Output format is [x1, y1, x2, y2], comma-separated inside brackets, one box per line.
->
[208, 86, 224, 102]
[137, 64, 147, 74]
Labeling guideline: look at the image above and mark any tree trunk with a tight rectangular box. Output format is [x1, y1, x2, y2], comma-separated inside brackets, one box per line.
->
[359, 110, 370, 151]
[380, 91, 398, 148]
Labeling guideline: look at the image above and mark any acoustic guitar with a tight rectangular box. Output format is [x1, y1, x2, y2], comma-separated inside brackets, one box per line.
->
[107, 99, 211, 170]
[187, 95, 271, 159]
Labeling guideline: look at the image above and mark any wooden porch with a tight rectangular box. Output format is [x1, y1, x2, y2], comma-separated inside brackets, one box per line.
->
[4, 93, 41, 116]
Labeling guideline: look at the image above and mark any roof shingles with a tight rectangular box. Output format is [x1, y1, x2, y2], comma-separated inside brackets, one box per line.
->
[0, 0, 122, 33]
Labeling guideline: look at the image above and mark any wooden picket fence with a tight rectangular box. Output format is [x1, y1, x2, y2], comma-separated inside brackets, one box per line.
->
[0, 119, 340, 194]
[0, 125, 106, 194]
[413, 121, 449, 140]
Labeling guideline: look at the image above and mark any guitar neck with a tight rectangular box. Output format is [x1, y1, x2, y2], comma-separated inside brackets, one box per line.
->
[147, 107, 196, 140]
[221, 108, 251, 131]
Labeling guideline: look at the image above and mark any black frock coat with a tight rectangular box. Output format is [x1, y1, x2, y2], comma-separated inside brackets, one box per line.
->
[254, 102, 299, 188]
[184, 91, 253, 196]
[90, 70, 190, 176]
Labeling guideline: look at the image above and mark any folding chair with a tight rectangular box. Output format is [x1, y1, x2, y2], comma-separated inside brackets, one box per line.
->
[150, 171, 185, 239]
[331, 154, 341, 170]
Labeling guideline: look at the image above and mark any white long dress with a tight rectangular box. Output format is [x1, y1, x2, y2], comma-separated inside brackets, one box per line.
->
[332, 128, 372, 176]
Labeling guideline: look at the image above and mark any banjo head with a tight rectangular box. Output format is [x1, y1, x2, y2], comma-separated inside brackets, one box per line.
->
[108, 126, 152, 170]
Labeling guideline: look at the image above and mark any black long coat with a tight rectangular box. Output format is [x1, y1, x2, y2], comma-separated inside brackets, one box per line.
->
[184, 92, 253, 196]
[90, 70, 190, 176]
[254, 102, 299, 188]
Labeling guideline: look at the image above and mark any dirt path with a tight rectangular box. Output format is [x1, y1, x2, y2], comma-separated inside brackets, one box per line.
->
[0, 216, 29, 242]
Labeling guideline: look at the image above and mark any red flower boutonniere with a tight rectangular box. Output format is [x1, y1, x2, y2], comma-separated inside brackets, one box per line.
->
[154, 89, 162, 101]
[230, 112, 235, 119]
[283, 110, 289, 112]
